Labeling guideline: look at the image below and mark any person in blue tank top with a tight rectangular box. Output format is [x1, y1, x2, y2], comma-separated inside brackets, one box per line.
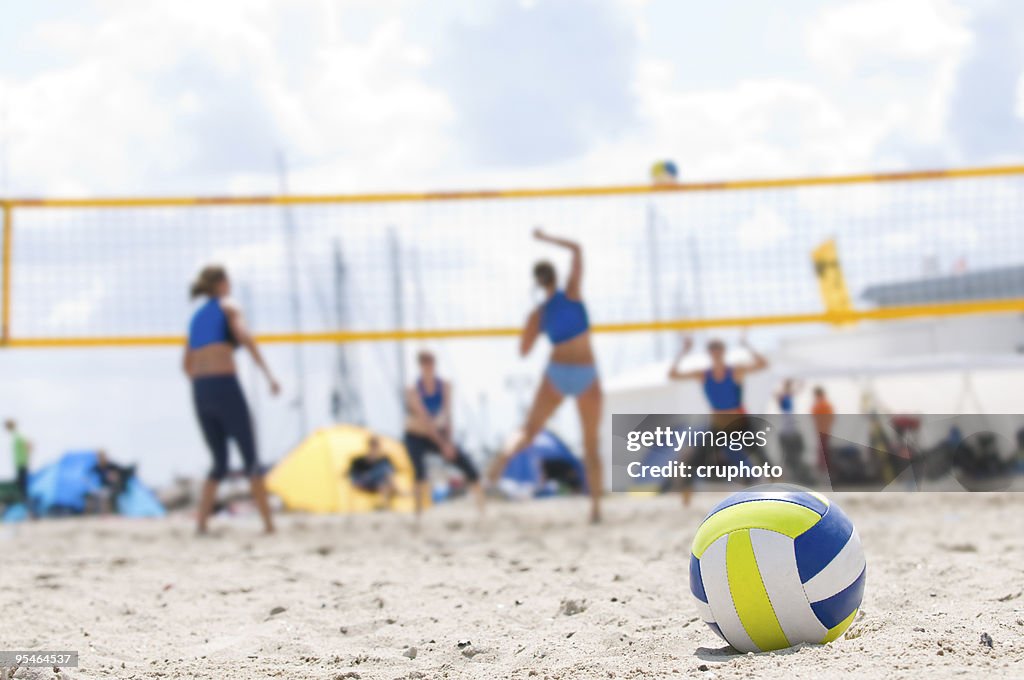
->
[667, 335, 768, 417]
[775, 377, 802, 432]
[183, 265, 280, 535]
[488, 228, 603, 523]
[403, 350, 484, 518]
[668, 334, 769, 506]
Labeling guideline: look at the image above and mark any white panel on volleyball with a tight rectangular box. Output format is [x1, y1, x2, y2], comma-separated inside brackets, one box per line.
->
[698, 536, 758, 653]
[749, 529, 830, 644]
[802, 529, 865, 604]
[694, 598, 715, 625]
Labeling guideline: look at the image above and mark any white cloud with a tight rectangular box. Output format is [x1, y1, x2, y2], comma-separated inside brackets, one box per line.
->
[806, 0, 972, 146]
[605, 57, 882, 181]
[1016, 71, 1024, 120]
[0, 0, 991, 197]
[46, 279, 107, 328]
[1, 1, 454, 196]
[808, 0, 971, 73]
[736, 205, 792, 251]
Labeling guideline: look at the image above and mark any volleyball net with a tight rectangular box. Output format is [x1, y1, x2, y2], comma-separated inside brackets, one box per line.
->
[2, 165, 1024, 349]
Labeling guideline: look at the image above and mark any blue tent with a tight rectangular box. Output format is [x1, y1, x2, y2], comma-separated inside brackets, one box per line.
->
[501, 431, 586, 498]
[117, 477, 166, 517]
[13, 450, 165, 519]
[2, 503, 28, 523]
[30, 450, 101, 514]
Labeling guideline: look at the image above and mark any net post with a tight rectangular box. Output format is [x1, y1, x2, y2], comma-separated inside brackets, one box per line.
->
[1, 201, 11, 346]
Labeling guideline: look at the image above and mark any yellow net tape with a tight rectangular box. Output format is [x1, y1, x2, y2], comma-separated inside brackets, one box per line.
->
[2, 164, 1023, 348]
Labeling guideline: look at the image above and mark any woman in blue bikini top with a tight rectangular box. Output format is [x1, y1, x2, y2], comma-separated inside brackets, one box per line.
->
[485, 228, 604, 523]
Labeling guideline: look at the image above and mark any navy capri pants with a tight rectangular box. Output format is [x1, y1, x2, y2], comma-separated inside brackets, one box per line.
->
[403, 432, 480, 483]
[192, 375, 260, 480]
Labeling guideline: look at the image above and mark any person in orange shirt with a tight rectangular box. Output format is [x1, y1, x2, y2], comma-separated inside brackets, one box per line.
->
[811, 386, 835, 473]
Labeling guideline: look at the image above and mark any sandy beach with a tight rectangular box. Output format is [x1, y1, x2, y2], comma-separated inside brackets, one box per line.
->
[1, 493, 1022, 679]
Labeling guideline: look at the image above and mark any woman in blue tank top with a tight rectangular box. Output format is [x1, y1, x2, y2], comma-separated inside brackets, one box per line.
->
[487, 228, 603, 523]
[183, 265, 280, 535]
[403, 350, 484, 518]
[667, 335, 768, 416]
[668, 334, 770, 506]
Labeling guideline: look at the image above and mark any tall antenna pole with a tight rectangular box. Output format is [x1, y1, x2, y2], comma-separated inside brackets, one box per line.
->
[276, 151, 308, 438]
[409, 244, 427, 329]
[331, 239, 362, 424]
[688, 232, 705, 341]
[646, 204, 664, 359]
[388, 227, 406, 404]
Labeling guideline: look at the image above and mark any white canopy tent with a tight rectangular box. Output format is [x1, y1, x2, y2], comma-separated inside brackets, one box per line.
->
[601, 313, 1024, 485]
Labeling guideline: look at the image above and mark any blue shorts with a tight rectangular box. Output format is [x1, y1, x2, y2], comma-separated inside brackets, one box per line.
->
[546, 362, 598, 397]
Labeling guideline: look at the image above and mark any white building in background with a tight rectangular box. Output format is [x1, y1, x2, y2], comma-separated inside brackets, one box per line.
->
[778, 263, 1024, 416]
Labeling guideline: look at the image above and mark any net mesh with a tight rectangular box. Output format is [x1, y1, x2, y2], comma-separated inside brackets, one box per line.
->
[5, 168, 1024, 468]
[7, 170, 1024, 344]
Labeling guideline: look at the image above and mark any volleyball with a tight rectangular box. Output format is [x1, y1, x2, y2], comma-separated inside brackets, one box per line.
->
[689, 486, 865, 653]
[650, 159, 678, 184]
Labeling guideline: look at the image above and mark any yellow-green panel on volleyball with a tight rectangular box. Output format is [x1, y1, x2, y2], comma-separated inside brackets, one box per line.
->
[688, 485, 865, 653]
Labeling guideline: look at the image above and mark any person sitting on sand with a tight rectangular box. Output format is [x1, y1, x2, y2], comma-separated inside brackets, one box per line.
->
[348, 437, 398, 509]
[90, 450, 133, 515]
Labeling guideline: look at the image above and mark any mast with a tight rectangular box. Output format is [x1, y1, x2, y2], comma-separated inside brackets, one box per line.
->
[646, 204, 664, 359]
[388, 227, 406, 403]
[275, 151, 308, 438]
[688, 232, 705, 330]
[331, 239, 362, 423]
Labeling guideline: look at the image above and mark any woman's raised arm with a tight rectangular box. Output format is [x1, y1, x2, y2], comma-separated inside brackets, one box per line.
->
[534, 228, 582, 299]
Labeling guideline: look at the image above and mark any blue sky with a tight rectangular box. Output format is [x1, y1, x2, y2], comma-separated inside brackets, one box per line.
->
[1, 0, 1023, 486]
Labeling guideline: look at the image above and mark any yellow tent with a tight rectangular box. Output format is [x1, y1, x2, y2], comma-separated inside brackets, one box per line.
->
[266, 425, 422, 513]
